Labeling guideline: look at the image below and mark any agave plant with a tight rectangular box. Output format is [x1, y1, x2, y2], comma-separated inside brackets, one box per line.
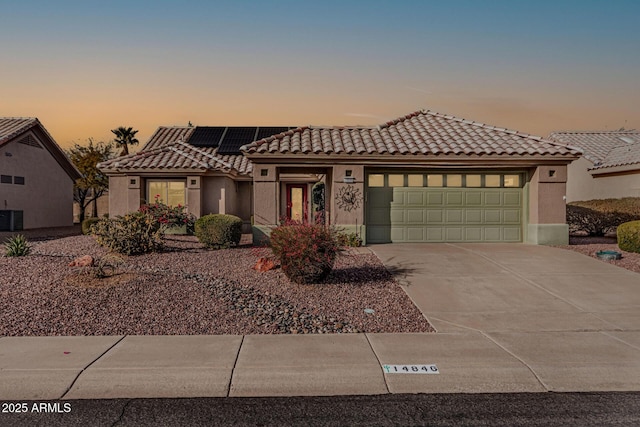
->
[4, 234, 31, 257]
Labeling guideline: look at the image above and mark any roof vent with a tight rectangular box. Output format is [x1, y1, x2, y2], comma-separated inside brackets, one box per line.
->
[619, 136, 635, 144]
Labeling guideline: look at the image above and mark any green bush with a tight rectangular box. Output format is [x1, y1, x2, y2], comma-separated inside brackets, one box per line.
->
[566, 205, 640, 236]
[92, 212, 165, 255]
[270, 220, 340, 284]
[194, 214, 243, 249]
[81, 217, 100, 235]
[4, 234, 31, 257]
[617, 220, 640, 253]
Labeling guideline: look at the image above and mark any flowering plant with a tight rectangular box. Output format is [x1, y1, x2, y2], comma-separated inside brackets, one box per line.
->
[270, 217, 341, 284]
[139, 195, 196, 231]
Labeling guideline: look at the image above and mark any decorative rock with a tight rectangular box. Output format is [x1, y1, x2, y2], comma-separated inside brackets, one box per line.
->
[253, 257, 276, 272]
[68, 255, 94, 267]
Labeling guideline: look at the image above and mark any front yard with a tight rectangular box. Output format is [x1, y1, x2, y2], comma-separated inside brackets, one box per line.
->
[556, 235, 640, 275]
[0, 235, 434, 336]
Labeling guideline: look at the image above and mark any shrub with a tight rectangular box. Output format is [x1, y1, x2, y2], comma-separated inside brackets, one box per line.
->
[81, 217, 100, 235]
[270, 220, 341, 284]
[566, 205, 640, 236]
[195, 214, 243, 249]
[571, 198, 640, 216]
[618, 220, 640, 253]
[92, 212, 165, 255]
[139, 197, 195, 234]
[4, 234, 31, 257]
[337, 231, 363, 247]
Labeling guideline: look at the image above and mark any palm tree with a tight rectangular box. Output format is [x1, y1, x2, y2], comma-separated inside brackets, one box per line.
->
[111, 126, 139, 156]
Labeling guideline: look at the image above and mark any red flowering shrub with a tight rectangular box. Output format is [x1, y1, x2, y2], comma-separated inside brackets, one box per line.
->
[270, 219, 341, 284]
[139, 196, 196, 233]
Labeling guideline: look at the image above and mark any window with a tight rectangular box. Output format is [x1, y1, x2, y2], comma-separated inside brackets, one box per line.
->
[446, 174, 462, 187]
[485, 175, 501, 187]
[13, 176, 25, 185]
[147, 180, 186, 206]
[368, 174, 384, 187]
[427, 174, 443, 187]
[0, 175, 11, 184]
[504, 175, 520, 187]
[388, 174, 404, 187]
[407, 174, 423, 187]
[466, 175, 481, 187]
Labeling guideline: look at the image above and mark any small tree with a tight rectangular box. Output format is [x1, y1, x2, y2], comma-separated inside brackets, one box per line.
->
[111, 126, 139, 156]
[67, 139, 114, 222]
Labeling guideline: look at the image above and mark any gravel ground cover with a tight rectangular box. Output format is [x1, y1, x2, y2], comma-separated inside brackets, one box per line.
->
[555, 235, 640, 274]
[0, 235, 434, 336]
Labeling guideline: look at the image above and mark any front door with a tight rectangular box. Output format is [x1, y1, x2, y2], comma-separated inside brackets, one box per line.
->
[286, 184, 308, 222]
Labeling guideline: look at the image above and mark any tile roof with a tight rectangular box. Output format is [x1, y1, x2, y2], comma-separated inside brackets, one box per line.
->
[241, 110, 581, 159]
[0, 117, 81, 180]
[99, 135, 252, 175]
[0, 117, 39, 147]
[548, 130, 640, 166]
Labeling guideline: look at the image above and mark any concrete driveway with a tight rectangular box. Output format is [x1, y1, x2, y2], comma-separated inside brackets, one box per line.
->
[371, 243, 640, 391]
[371, 243, 640, 334]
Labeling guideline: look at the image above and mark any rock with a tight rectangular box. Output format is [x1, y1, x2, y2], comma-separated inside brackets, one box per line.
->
[69, 255, 94, 267]
[253, 257, 276, 272]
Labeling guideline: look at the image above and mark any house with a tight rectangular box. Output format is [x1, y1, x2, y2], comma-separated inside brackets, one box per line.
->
[548, 131, 640, 202]
[98, 126, 293, 232]
[242, 110, 581, 245]
[0, 118, 81, 231]
[100, 110, 581, 245]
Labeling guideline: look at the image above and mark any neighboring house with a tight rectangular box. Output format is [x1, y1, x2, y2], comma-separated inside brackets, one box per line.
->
[100, 110, 581, 245]
[548, 131, 640, 202]
[98, 126, 293, 232]
[0, 117, 81, 231]
[242, 110, 581, 245]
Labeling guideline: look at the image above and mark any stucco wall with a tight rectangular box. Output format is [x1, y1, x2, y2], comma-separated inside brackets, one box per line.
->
[567, 157, 640, 201]
[332, 165, 364, 227]
[0, 136, 74, 229]
[527, 165, 569, 244]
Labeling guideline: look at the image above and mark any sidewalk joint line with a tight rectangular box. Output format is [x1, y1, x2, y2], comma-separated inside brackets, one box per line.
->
[59, 335, 128, 400]
[601, 331, 640, 352]
[481, 331, 550, 391]
[226, 335, 245, 397]
[364, 333, 391, 394]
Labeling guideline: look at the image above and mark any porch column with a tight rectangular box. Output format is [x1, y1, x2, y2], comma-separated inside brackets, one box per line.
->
[186, 176, 202, 217]
[252, 164, 278, 243]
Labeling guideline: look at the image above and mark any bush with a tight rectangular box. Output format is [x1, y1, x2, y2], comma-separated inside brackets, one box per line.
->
[195, 214, 243, 249]
[139, 197, 195, 234]
[270, 220, 340, 284]
[81, 217, 100, 235]
[618, 220, 640, 253]
[571, 198, 640, 216]
[92, 212, 165, 255]
[337, 231, 363, 247]
[4, 234, 31, 257]
[566, 205, 640, 236]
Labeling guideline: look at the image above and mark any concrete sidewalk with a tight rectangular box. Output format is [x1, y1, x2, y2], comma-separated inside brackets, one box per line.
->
[1, 243, 639, 400]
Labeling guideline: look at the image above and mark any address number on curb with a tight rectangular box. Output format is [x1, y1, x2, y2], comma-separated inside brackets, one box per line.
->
[382, 364, 439, 374]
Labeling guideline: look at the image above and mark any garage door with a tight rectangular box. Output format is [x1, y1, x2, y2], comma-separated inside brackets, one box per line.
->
[366, 172, 523, 243]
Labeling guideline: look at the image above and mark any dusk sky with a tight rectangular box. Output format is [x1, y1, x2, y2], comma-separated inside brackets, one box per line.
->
[1, 0, 639, 149]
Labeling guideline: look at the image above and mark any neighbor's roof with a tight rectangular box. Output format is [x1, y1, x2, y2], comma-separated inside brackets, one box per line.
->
[241, 110, 582, 159]
[99, 126, 254, 175]
[0, 117, 81, 180]
[0, 117, 40, 146]
[548, 130, 640, 169]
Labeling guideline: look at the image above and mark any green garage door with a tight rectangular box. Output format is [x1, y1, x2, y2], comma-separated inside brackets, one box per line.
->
[366, 173, 523, 243]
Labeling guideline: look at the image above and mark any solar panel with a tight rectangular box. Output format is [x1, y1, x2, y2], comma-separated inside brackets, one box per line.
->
[188, 127, 226, 147]
[217, 127, 260, 154]
[255, 127, 291, 140]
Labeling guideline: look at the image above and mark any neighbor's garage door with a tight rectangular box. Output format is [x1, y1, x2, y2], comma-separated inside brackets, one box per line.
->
[366, 172, 523, 243]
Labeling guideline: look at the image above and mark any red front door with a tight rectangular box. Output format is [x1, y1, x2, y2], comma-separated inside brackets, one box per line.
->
[286, 184, 308, 222]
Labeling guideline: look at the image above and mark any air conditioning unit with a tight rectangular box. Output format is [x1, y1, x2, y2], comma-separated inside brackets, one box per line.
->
[0, 210, 24, 231]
